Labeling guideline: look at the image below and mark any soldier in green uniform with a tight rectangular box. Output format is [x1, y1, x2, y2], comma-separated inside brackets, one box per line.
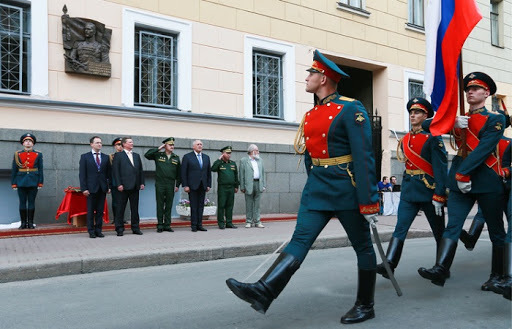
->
[211, 146, 239, 229]
[144, 137, 181, 232]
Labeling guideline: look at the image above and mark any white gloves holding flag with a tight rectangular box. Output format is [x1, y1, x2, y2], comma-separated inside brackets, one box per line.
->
[363, 214, 379, 226]
[454, 116, 469, 129]
[432, 200, 444, 216]
[457, 180, 472, 193]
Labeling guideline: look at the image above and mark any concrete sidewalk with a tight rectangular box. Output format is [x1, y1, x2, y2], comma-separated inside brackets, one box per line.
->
[0, 209, 479, 283]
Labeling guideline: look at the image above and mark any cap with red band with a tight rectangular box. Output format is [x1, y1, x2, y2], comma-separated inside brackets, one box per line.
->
[306, 50, 349, 84]
[463, 72, 496, 95]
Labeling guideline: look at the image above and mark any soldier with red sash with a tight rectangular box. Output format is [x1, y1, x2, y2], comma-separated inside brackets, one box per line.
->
[377, 98, 447, 280]
[418, 72, 507, 288]
[11, 133, 44, 229]
[226, 50, 379, 324]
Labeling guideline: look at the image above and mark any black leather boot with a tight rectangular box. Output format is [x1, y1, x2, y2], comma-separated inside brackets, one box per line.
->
[459, 219, 485, 251]
[481, 245, 505, 291]
[376, 237, 403, 280]
[226, 252, 301, 314]
[19, 209, 28, 229]
[340, 269, 376, 324]
[27, 209, 35, 229]
[490, 243, 511, 297]
[418, 238, 457, 287]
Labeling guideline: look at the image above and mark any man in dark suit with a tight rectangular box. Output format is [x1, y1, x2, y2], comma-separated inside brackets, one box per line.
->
[112, 137, 145, 236]
[79, 136, 111, 238]
[181, 139, 211, 232]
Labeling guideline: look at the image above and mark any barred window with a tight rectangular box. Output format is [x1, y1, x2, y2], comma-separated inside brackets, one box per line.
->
[338, 0, 363, 9]
[253, 51, 283, 119]
[409, 80, 425, 100]
[0, 2, 30, 94]
[134, 28, 178, 108]
[409, 0, 424, 28]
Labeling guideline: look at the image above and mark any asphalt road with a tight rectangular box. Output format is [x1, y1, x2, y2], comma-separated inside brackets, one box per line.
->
[0, 236, 510, 329]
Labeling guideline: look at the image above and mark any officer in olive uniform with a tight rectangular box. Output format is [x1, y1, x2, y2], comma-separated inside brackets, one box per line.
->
[145, 137, 181, 232]
[418, 72, 507, 289]
[211, 146, 239, 229]
[377, 98, 447, 280]
[109, 137, 123, 224]
[226, 50, 380, 324]
[11, 133, 44, 229]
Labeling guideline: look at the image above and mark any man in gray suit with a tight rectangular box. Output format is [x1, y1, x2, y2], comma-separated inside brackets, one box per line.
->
[239, 144, 266, 228]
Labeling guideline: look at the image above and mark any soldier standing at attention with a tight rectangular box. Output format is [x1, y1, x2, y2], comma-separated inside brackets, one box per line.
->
[226, 50, 380, 324]
[377, 98, 447, 280]
[418, 72, 507, 289]
[211, 146, 239, 229]
[11, 133, 44, 229]
[109, 137, 123, 224]
[145, 137, 181, 233]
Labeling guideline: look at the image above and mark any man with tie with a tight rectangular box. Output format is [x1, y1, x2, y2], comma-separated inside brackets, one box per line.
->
[79, 136, 111, 238]
[181, 140, 211, 232]
[112, 137, 145, 236]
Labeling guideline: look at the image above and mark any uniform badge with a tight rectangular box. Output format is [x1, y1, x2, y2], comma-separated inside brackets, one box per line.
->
[469, 73, 476, 79]
[355, 112, 365, 124]
[495, 122, 503, 131]
[438, 142, 443, 148]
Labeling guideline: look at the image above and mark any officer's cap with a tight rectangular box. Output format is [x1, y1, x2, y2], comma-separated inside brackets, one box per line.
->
[162, 137, 175, 145]
[463, 72, 496, 95]
[220, 146, 232, 153]
[20, 133, 36, 144]
[112, 137, 122, 146]
[306, 50, 349, 84]
[407, 97, 434, 118]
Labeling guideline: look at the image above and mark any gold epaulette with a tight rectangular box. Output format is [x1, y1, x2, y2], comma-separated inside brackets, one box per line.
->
[339, 96, 355, 102]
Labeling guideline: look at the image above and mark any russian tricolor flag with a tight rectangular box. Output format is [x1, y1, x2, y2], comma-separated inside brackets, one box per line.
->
[423, 0, 482, 136]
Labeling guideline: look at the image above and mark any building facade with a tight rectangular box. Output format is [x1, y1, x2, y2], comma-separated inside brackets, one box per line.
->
[0, 0, 510, 224]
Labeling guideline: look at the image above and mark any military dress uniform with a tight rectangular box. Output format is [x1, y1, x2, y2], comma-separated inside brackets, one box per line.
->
[226, 50, 380, 324]
[11, 133, 43, 229]
[211, 146, 239, 229]
[144, 137, 181, 232]
[109, 137, 123, 224]
[377, 98, 448, 279]
[418, 72, 507, 288]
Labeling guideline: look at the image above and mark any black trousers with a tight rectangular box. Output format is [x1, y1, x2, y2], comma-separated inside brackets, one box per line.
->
[86, 191, 106, 235]
[116, 189, 140, 232]
[189, 183, 205, 229]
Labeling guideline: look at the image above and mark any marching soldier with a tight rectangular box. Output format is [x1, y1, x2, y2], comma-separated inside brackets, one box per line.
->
[211, 146, 239, 229]
[109, 137, 123, 224]
[418, 72, 507, 289]
[11, 133, 44, 229]
[226, 50, 380, 324]
[144, 137, 181, 232]
[377, 98, 447, 279]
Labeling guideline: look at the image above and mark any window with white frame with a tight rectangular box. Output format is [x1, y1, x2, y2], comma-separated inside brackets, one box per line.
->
[408, 0, 424, 28]
[490, 0, 503, 47]
[409, 80, 425, 100]
[338, 0, 363, 9]
[253, 51, 283, 119]
[0, 2, 30, 94]
[134, 28, 178, 108]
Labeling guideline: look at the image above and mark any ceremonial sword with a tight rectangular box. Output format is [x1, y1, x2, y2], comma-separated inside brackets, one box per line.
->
[370, 219, 403, 296]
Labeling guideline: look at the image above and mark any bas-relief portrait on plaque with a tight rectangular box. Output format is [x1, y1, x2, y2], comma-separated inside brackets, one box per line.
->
[61, 5, 112, 78]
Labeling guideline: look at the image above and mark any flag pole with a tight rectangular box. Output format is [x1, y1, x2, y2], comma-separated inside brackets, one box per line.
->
[458, 54, 468, 158]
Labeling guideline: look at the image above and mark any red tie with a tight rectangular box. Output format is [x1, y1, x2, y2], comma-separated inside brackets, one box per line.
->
[95, 153, 101, 168]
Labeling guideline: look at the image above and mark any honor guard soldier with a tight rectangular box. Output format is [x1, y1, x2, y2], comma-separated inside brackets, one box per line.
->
[211, 146, 239, 229]
[377, 98, 447, 280]
[11, 133, 44, 229]
[418, 72, 507, 289]
[226, 50, 380, 324]
[109, 137, 123, 224]
[145, 137, 181, 232]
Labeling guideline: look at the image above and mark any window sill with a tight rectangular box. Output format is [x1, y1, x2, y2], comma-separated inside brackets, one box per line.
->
[491, 43, 505, 49]
[336, 3, 371, 18]
[405, 23, 425, 34]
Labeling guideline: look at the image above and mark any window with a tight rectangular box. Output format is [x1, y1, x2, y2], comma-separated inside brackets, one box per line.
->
[408, 0, 424, 28]
[0, 2, 30, 94]
[490, 1, 503, 47]
[134, 28, 178, 108]
[337, 1, 370, 17]
[403, 70, 426, 131]
[338, 0, 363, 9]
[491, 95, 501, 113]
[253, 51, 283, 119]
[408, 80, 425, 100]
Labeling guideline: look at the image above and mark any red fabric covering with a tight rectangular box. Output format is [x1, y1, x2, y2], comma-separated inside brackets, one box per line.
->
[55, 187, 109, 224]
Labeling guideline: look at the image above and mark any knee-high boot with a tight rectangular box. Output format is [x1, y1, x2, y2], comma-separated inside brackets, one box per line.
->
[376, 237, 403, 279]
[340, 269, 376, 324]
[481, 245, 505, 291]
[19, 209, 27, 229]
[226, 252, 301, 314]
[418, 238, 457, 287]
[27, 209, 35, 229]
[490, 243, 511, 299]
[459, 219, 485, 251]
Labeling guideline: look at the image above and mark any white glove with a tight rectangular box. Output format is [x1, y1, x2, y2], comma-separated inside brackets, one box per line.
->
[363, 213, 378, 225]
[454, 116, 469, 129]
[457, 180, 472, 194]
[432, 200, 443, 216]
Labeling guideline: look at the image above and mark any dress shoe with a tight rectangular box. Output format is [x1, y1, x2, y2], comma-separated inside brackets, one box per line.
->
[157, 228, 163, 233]
[132, 230, 143, 235]
[117, 231, 124, 236]
[163, 227, 174, 232]
[219, 225, 225, 230]
[226, 224, 238, 229]
[245, 223, 252, 228]
[198, 227, 207, 231]
[123, 220, 129, 224]
[255, 223, 265, 228]
[89, 233, 96, 238]
[191, 228, 198, 232]
[96, 232, 105, 238]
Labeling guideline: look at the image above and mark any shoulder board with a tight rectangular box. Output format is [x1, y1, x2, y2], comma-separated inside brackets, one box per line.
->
[488, 110, 500, 115]
[339, 96, 355, 102]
